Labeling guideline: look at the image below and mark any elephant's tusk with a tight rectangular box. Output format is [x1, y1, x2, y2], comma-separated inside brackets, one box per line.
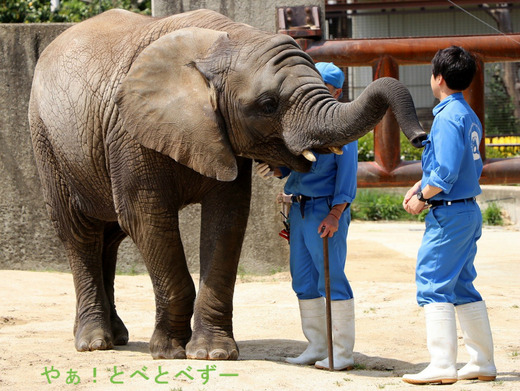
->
[329, 147, 343, 155]
[302, 150, 316, 162]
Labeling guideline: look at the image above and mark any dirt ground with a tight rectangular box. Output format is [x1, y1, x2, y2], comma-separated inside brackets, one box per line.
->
[1, 221, 519, 390]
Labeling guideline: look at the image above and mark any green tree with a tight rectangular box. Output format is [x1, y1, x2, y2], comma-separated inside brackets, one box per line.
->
[0, 0, 151, 23]
[356, 131, 423, 162]
[485, 64, 520, 136]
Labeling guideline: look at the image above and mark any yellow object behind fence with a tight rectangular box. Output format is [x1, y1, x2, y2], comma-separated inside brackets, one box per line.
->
[485, 136, 520, 157]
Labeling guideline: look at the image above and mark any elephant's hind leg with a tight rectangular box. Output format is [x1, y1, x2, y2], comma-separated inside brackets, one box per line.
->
[102, 222, 129, 346]
[65, 218, 115, 352]
[53, 212, 115, 352]
[32, 120, 115, 352]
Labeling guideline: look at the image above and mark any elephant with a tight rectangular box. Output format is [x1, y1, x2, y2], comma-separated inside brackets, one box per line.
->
[28, 8, 426, 360]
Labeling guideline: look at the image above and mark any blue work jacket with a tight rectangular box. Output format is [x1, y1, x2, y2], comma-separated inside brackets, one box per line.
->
[280, 141, 358, 207]
[422, 93, 483, 201]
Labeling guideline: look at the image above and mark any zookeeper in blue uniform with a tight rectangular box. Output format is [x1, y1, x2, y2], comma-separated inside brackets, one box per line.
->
[402, 46, 496, 385]
[256, 62, 358, 371]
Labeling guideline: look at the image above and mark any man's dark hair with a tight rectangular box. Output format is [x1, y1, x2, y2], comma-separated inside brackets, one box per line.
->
[431, 46, 476, 91]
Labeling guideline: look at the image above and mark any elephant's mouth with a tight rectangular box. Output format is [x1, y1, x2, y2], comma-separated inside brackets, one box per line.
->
[242, 139, 314, 173]
[243, 132, 347, 173]
[284, 144, 346, 170]
[311, 146, 340, 155]
[285, 155, 313, 173]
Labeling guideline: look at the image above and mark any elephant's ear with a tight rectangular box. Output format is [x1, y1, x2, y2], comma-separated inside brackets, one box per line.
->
[116, 27, 237, 182]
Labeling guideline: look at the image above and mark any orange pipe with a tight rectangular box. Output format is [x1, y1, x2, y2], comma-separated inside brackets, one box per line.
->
[373, 56, 401, 172]
[357, 158, 520, 188]
[302, 34, 520, 66]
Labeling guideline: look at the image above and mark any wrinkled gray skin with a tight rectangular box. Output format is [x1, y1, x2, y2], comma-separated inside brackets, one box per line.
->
[29, 9, 426, 360]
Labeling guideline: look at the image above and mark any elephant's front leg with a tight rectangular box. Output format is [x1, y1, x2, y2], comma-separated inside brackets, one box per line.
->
[186, 178, 251, 360]
[130, 217, 196, 359]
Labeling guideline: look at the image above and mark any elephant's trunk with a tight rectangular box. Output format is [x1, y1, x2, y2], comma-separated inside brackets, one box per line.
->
[286, 77, 427, 154]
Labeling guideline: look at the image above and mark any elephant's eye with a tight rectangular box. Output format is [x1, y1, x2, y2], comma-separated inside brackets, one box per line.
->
[258, 96, 279, 115]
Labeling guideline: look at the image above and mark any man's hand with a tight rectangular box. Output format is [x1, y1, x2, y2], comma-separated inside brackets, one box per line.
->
[403, 180, 421, 208]
[256, 162, 282, 179]
[404, 194, 428, 215]
[256, 162, 274, 179]
[318, 204, 347, 238]
[318, 214, 339, 238]
[403, 181, 426, 215]
[403, 182, 442, 215]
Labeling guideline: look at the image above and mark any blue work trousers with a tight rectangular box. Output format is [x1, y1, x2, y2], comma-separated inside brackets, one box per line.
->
[289, 197, 353, 300]
[416, 199, 483, 306]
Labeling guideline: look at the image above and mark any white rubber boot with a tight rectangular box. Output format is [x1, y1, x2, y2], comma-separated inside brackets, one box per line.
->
[402, 303, 458, 385]
[456, 301, 496, 381]
[314, 299, 355, 371]
[286, 298, 328, 365]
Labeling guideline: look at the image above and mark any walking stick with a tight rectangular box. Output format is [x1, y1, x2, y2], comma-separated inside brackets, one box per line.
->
[323, 235, 334, 371]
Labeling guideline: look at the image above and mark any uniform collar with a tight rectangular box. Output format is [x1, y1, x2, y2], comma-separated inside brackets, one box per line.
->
[432, 92, 464, 116]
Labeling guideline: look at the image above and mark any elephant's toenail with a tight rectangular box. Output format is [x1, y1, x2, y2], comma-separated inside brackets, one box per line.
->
[210, 349, 228, 359]
[90, 339, 107, 350]
[229, 349, 239, 360]
[195, 349, 208, 359]
[174, 350, 187, 359]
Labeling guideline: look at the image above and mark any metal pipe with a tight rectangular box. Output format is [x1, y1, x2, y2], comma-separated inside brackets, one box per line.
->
[326, 0, 516, 12]
[357, 158, 520, 187]
[302, 34, 520, 66]
[373, 56, 401, 172]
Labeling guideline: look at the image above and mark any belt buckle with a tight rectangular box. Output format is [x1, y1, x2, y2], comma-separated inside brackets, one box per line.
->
[446, 201, 452, 206]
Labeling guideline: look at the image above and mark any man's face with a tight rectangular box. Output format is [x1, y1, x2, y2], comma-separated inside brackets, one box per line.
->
[325, 83, 341, 100]
[430, 73, 442, 100]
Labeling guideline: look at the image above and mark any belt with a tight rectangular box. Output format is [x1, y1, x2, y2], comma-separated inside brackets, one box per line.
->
[291, 195, 328, 203]
[428, 197, 476, 207]
[291, 195, 330, 219]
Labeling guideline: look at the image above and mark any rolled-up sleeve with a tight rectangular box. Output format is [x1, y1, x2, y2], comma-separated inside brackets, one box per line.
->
[333, 141, 358, 206]
[426, 116, 464, 194]
[278, 166, 292, 179]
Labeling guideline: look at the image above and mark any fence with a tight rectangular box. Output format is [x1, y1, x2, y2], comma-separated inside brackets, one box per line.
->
[486, 135, 520, 157]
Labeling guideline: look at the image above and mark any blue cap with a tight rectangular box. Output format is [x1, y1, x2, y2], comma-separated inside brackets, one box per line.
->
[315, 62, 345, 89]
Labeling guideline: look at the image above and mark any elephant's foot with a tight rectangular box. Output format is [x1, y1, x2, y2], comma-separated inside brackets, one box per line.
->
[111, 313, 129, 346]
[74, 319, 114, 352]
[186, 333, 239, 360]
[149, 329, 188, 359]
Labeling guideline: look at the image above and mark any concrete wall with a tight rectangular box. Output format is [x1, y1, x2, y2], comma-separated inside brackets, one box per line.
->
[151, 0, 325, 32]
[475, 185, 520, 226]
[0, 23, 72, 272]
[0, 0, 324, 274]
